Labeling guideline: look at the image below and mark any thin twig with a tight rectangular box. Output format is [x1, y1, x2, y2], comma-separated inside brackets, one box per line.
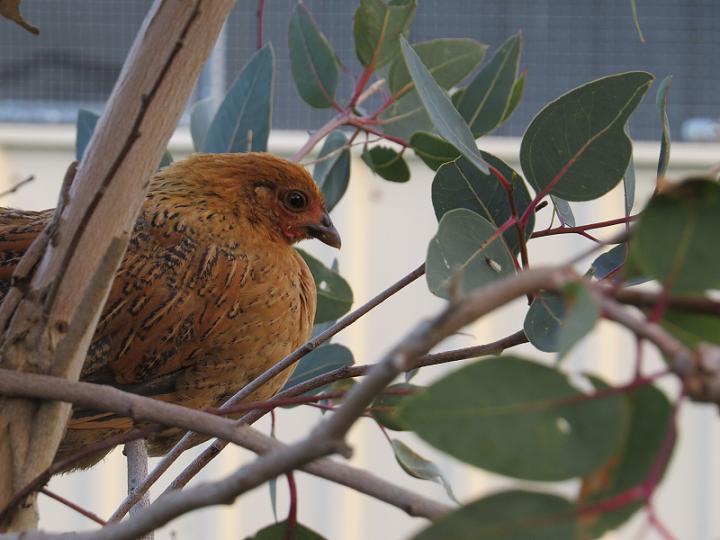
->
[0, 176, 34, 199]
[39, 489, 107, 527]
[109, 263, 425, 521]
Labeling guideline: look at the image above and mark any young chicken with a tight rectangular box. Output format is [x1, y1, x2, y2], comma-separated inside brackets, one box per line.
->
[0, 153, 341, 466]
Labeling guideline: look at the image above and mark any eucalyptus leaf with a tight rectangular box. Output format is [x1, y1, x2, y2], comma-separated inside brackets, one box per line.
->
[628, 179, 720, 293]
[589, 244, 627, 280]
[190, 97, 219, 152]
[412, 490, 577, 540]
[204, 44, 274, 153]
[371, 383, 418, 430]
[245, 521, 326, 540]
[431, 153, 534, 255]
[389, 38, 487, 97]
[313, 131, 351, 212]
[398, 356, 629, 481]
[656, 75, 672, 181]
[361, 146, 410, 182]
[501, 71, 526, 124]
[662, 310, 720, 348]
[623, 129, 637, 215]
[281, 343, 354, 394]
[391, 439, 459, 503]
[353, 0, 416, 70]
[520, 72, 653, 201]
[426, 209, 515, 299]
[297, 250, 353, 322]
[523, 292, 565, 353]
[289, 3, 339, 108]
[400, 38, 489, 174]
[457, 33, 522, 137]
[75, 109, 99, 161]
[410, 131, 460, 170]
[550, 196, 575, 227]
[579, 382, 671, 537]
[556, 283, 599, 360]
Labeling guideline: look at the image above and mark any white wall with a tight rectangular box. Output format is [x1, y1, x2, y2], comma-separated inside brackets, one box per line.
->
[0, 125, 718, 539]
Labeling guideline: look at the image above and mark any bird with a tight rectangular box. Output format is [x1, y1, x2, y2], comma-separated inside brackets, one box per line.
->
[0, 152, 341, 467]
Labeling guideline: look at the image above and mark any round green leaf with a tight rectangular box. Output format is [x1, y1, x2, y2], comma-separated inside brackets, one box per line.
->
[431, 153, 535, 256]
[398, 356, 629, 481]
[289, 4, 339, 109]
[297, 250, 353, 323]
[426, 209, 516, 299]
[629, 179, 720, 293]
[520, 71, 653, 201]
[410, 131, 460, 170]
[556, 283, 599, 360]
[412, 490, 577, 540]
[361, 146, 410, 182]
[523, 292, 566, 352]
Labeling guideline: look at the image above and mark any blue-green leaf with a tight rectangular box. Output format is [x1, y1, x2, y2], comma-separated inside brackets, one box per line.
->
[289, 4, 339, 108]
[457, 33, 522, 137]
[297, 250, 353, 322]
[398, 356, 629, 481]
[412, 490, 577, 540]
[656, 75, 672, 181]
[426, 209, 515, 299]
[353, 0, 416, 70]
[281, 343, 354, 393]
[523, 292, 566, 353]
[76, 109, 99, 161]
[361, 146, 410, 182]
[400, 38, 489, 174]
[431, 153, 534, 256]
[190, 97, 219, 152]
[313, 131, 351, 212]
[391, 439, 459, 504]
[204, 44, 274, 153]
[556, 283, 599, 360]
[520, 72, 653, 201]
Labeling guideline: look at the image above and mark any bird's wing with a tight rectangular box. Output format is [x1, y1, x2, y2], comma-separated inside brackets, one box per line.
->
[0, 208, 53, 294]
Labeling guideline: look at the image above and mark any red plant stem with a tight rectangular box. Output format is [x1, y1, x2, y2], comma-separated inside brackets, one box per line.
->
[489, 164, 530, 271]
[347, 118, 409, 147]
[531, 214, 639, 238]
[284, 472, 298, 540]
[40, 488, 107, 527]
[256, 0, 265, 50]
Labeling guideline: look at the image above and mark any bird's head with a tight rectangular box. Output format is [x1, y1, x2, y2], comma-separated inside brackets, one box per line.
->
[161, 153, 341, 249]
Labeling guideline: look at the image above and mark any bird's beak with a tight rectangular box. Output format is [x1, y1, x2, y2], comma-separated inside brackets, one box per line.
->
[303, 211, 341, 249]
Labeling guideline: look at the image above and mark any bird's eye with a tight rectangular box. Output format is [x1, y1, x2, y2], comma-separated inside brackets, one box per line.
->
[283, 190, 308, 212]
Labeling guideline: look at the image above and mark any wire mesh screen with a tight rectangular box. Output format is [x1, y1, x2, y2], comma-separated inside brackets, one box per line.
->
[0, 0, 718, 139]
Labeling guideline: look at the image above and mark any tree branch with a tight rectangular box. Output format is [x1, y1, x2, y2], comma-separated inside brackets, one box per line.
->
[0, 1, 237, 530]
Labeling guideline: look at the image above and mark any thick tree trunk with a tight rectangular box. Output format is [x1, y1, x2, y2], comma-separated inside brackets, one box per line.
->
[0, 0, 236, 531]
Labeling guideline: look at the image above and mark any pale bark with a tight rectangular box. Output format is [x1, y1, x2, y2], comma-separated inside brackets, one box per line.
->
[0, 0, 236, 530]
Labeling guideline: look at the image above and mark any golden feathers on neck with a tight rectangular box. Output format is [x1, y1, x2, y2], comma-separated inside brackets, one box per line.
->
[145, 153, 327, 245]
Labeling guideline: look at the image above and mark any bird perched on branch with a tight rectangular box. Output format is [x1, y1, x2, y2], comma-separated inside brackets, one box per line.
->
[0, 153, 341, 467]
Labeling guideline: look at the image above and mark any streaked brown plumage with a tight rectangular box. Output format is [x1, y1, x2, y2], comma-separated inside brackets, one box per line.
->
[0, 153, 341, 466]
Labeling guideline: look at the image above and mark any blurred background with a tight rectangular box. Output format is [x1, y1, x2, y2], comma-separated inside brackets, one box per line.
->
[0, 1, 718, 539]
